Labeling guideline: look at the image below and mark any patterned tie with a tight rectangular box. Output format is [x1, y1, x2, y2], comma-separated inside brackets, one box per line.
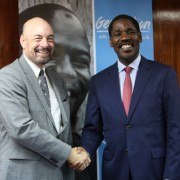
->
[123, 66, 132, 116]
[39, 69, 50, 108]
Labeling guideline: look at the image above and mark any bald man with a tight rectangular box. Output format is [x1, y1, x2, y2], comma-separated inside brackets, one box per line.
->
[0, 17, 90, 180]
[19, 5, 97, 180]
[19, 4, 91, 139]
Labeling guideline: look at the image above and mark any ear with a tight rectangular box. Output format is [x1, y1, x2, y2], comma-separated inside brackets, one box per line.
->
[138, 32, 143, 43]
[20, 34, 26, 49]
[109, 38, 113, 47]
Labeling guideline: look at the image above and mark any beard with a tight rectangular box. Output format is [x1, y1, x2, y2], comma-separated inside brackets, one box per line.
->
[34, 47, 54, 65]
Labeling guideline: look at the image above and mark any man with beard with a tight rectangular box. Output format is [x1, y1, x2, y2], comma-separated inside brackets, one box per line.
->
[0, 17, 90, 180]
[19, 4, 96, 180]
[79, 14, 180, 180]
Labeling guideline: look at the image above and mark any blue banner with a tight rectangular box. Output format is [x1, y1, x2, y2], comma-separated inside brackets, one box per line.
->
[93, 0, 154, 73]
[93, 0, 154, 179]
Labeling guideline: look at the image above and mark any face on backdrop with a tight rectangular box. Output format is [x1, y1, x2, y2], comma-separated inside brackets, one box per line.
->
[110, 18, 142, 65]
[19, 5, 91, 119]
[20, 17, 55, 68]
[48, 9, 91, 118]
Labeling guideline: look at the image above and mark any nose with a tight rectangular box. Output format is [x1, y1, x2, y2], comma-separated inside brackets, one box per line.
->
[41, 38, 49, 47]
[60, 55, 77, 78]
[120, 32, 130, 40]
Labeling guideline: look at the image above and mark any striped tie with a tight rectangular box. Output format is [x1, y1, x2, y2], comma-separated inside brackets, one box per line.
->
[39, 69, 50, 108]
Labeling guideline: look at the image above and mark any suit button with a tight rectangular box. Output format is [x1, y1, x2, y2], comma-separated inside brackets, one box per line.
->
[126, 125, 131, 129]
[125, 149, 128, 153]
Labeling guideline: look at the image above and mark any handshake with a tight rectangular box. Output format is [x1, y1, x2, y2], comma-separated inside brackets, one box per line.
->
[67, 147, 91, 172]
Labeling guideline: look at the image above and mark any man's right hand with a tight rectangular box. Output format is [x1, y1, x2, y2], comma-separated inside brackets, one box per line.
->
[67, 147, 91, 171]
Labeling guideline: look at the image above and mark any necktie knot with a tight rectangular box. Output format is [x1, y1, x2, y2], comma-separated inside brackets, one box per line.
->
[124, 66, 132, 74]
[39, 69, 45, 77]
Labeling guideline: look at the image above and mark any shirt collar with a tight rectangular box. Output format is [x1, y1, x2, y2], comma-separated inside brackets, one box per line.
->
[24, 55, 46, 78]
[118, 54, 141, 72]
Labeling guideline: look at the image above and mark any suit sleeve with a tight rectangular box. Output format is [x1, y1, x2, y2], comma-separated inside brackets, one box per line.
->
[163, 68, 180, 179]
[0, 68, 71, 167]
[81, 77, 104, 157]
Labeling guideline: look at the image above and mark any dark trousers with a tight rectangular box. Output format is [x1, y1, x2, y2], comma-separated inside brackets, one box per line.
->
[73, 133, 97, 180]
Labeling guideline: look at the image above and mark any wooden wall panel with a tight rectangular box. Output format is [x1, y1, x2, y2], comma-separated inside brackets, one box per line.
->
[0, 0, 19, 68]
[153, 0, 180, 83]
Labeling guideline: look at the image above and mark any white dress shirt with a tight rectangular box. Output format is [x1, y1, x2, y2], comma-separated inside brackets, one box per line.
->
[117, 54, 141, 100]
[24, 55, 61, 133]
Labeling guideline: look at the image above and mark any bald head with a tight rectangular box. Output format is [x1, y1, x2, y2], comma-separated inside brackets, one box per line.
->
[20, 17, 55, 68]
[22, 17, 54, 36]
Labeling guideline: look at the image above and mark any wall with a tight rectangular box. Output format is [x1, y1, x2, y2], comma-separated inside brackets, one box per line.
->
[0, 0, 180, 83]
[153, 0, 180, 83]
[0, 0, 19, 67]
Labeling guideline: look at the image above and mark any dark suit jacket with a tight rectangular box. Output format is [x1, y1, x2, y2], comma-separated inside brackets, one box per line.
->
[81, 56, 180, 180]
[0, 55, 74, 180]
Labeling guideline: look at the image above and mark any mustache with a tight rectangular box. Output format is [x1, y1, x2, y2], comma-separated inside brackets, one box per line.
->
[35, 47, 52, 53]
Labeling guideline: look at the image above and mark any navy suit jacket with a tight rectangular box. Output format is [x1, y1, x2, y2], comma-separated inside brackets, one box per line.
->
[81, 56, 180, 180]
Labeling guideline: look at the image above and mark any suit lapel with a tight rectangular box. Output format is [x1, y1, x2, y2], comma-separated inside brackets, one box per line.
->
[46, 69, 69, 134]
[107, 63, 127, 123]
[127, 57, 152, 122]
[18, 56, 56, 129]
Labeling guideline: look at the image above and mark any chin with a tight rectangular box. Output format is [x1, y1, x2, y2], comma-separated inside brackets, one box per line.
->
[122, 54, 137, 62]
[39, 59, 50, 64]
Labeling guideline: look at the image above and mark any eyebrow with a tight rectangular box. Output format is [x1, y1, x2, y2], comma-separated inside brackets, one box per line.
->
[34, 34, 54, 38]
[48, 34, 54, 38]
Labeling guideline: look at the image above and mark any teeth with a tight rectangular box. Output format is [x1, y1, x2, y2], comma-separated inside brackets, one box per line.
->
[39, 50, 48, 54]
[121, 44, 131, 50]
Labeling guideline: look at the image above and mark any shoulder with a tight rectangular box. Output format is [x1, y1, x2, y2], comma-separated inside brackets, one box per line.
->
[141, 56, 178, 85]
[92, 62, 117, 79]
[0, 59, 21, 78]
[0, 58, 26, 89]
[141, 56, 174, 73]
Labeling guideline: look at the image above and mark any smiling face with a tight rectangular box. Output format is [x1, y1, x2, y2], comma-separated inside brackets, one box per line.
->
[20, 17, 55, 68]
[109, 18, 142, 65]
